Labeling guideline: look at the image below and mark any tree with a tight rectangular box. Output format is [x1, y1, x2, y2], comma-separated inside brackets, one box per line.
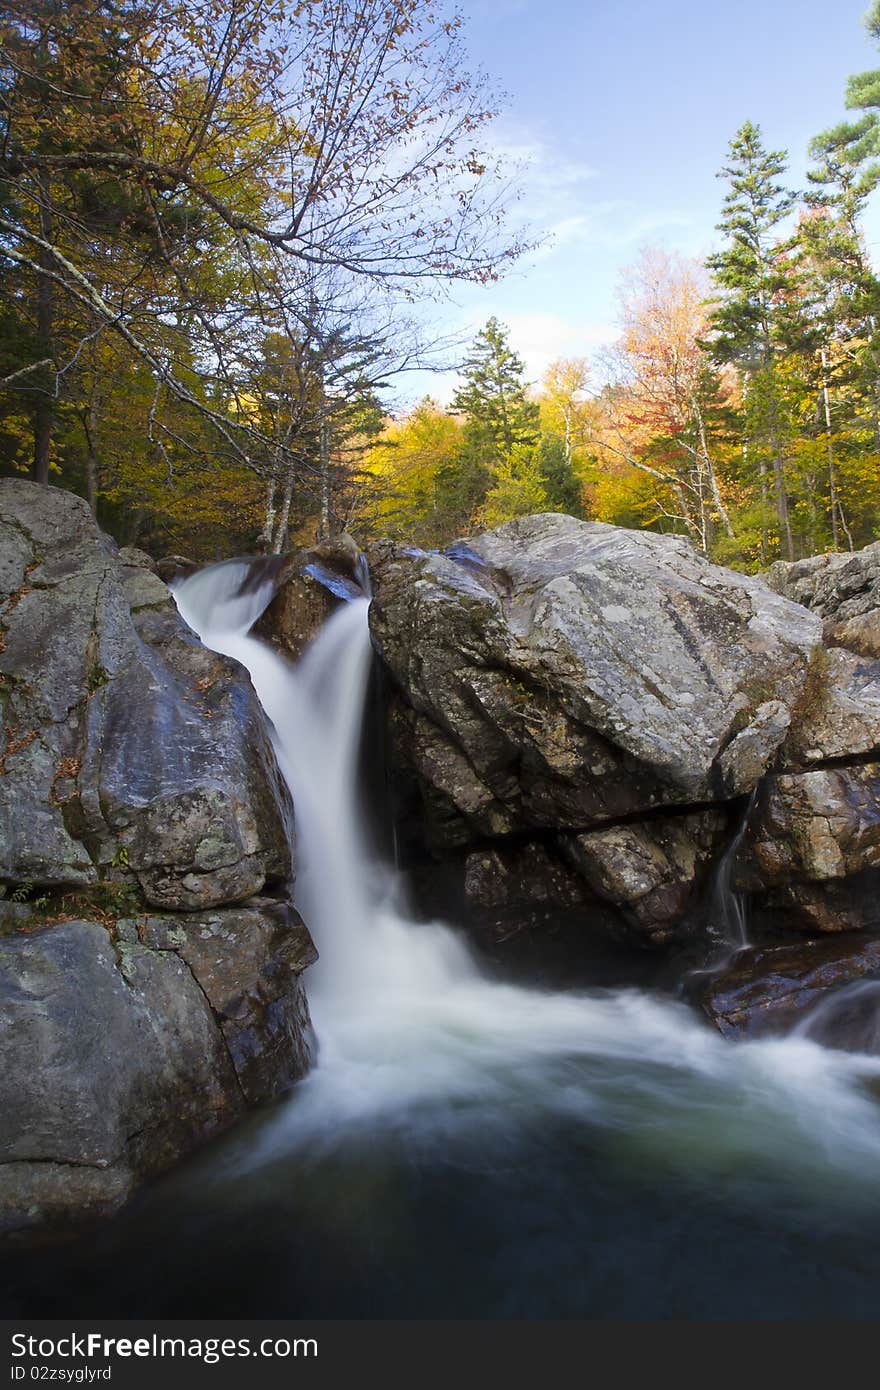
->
[538, 357, 595, 467]
[531, 431, 585, 515]
[707, 121, 798, 559]
[597, 249, 736, 553]
[452, 317, 540, 462]
[361, 397, 464, 544]
[0, 0, 526, 522]
[477, 445, 549, 529]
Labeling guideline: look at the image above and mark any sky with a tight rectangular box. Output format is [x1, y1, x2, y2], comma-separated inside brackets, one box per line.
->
[398, 0, 880, 405]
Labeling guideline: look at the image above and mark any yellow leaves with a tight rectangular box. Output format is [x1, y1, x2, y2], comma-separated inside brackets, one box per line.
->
[360, 398, 463, 538]
[589, 464, 664, 532]
[476, 448, 549, 530]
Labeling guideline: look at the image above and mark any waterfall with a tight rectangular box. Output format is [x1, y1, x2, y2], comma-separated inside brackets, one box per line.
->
[171, 563, 880, 1193]
[689, 788, 758, 979]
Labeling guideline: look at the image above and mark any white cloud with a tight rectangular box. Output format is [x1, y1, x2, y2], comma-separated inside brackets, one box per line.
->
[484, 119, 697, 270]
[503, 312, 615, 385]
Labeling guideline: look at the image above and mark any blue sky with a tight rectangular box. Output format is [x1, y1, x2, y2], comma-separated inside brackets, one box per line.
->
[400, 0, 880, 404]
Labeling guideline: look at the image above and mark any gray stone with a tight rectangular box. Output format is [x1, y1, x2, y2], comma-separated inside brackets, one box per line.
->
[742, 765, 880, 889]
[718, 700, 790, 796]
[767, 540, 880, 656]
[0, 481, 292, 908]
[562, 811, 727, 943]
[0, 919, 240, 1237]
[142, 901, 317, 1104]
[0, 903, 316, 1240]
[369, 516, 823, 853]
[785, 648, 880, 766]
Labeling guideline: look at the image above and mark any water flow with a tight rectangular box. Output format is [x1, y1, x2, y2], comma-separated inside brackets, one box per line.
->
[172, 564, 880, 1200]
[689, 788, 758, 979]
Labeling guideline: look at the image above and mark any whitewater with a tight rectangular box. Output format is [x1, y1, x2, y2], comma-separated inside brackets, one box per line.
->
[170, 560, 880, 1204]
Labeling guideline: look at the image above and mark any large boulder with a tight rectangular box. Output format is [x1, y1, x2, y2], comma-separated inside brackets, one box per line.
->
[368, 516, 823, 945]
[0, 482, 316, 1242]
[369, 517, 821, 843]
[0, 903, 315, 1240]
[0, 481, 292, 908]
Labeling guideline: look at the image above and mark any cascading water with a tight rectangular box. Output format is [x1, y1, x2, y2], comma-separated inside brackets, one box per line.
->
[15, 561, 880, 1318]
[170, 566, 880, 1177]
[688, 788, 758, 979]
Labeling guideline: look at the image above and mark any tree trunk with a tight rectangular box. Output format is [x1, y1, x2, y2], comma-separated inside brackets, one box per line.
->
[272, 470, 294, 554]
[765, 375, 794, 560]
[771, 446, 794, 561]
[820, 347, 840, 552]
[318, 415, 331, 541]
[695, 405, 735, 541]
[33, 171, 54, 486]
[260, 478, 277, 549]
[742, 377, 768, 563]
[79, 403, 99, 516]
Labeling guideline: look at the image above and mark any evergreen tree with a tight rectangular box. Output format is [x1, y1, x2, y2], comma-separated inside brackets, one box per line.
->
[451, 317, 540, 463]
[707, 121, 799, 559]
[532, 432, 585, 515]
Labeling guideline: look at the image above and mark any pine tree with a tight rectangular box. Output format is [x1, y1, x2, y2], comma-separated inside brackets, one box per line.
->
[707, 121, 798, 559]
[451, 317, 540, 463]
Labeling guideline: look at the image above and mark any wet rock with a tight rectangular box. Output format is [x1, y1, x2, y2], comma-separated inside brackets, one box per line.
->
[464, 841, 588, 912]
[141, 900, 317, 1104]
[740, 765, 880, 893]
[0, 918, 239, 1238]
[698, 934, 880, 1039]
[252, 534, 367, 660]
[0, 481, 292, 908]
[154, 555, 197, 584]
[748, 873, 880, 937]
[0, 903, 316, 1240]
[562, 811, 728, 943]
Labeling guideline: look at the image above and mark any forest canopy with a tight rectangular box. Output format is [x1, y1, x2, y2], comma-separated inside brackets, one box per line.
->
[3, 0, 880, 567]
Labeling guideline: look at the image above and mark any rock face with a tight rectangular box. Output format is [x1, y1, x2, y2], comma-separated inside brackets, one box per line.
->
[369, 516, 826, 945]
[0, 482, 315, 1241]
[0, 481, 293, 907]
[0, 903, 315, 1240]
[767, 540, 880, 657]
[370, 518, 821, 835]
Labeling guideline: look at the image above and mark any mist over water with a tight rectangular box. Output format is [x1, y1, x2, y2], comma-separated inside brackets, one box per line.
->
[171, 566, 880, 1200]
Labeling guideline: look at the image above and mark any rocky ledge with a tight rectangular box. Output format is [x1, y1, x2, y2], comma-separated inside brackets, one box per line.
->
[0, 482, 316, 1242]
[367, 516, 880, 953]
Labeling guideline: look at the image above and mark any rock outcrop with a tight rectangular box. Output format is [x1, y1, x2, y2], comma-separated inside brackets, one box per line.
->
[698, 934, 880, 1041]
[252, 534, 368, 659]
[767, 540, 880, 658]
[0, 903, 315, 1240]
[0, 482, 315, 1241]
[369, 515, 828, 945]
[0, 481, 292, 907]
[368, 515, 880, 947]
